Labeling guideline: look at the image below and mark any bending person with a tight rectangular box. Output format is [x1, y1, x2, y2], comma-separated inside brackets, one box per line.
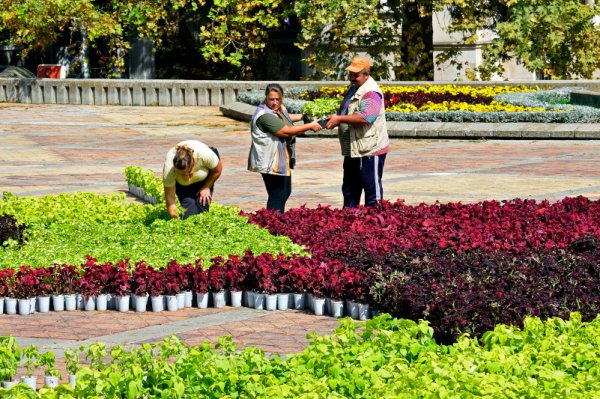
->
[163, 140, 222, 219]
[248, 83, 322, 213]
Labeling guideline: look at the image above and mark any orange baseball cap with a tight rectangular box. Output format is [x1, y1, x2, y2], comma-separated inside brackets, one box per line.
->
[345, 57, 371, 73]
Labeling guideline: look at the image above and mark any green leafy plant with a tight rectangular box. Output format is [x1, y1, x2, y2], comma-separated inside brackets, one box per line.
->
[0, 336, 21, 382]
[0, 193, 306, 267]
[38, 351, 61, 378]
[6, 314, 600, 397]
[124, 166, 165, 203]
[84, 342, 107, 372]
[64, 348, 82, 376]
[301, 97, 341, 119]
[21, 345, 39, 378]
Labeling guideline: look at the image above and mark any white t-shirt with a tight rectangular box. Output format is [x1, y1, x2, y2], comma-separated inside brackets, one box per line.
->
[163, 140, 219, 187]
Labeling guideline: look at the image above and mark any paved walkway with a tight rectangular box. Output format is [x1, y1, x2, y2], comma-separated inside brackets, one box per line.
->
[1, 103, 600, 384]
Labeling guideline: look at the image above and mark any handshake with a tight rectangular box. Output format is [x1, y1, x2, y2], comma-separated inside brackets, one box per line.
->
[302, 115, 330, 128]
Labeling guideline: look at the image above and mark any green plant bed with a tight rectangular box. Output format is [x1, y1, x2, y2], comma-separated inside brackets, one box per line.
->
[0, 192, 306, 268]
[1, 313, 599, 398]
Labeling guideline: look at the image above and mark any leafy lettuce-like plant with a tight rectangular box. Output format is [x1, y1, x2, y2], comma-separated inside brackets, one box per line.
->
[22, 345, 39, 377]
[64, 348, 82, 376]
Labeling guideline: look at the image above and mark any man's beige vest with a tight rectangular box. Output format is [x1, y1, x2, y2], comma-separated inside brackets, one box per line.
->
[339, 76, 389, 157]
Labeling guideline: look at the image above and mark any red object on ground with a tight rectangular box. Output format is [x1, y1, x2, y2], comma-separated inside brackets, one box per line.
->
[37, 64, 63, 78]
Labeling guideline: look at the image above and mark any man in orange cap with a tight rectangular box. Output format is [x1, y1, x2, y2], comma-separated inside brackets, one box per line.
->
[326, 57, 390, 208]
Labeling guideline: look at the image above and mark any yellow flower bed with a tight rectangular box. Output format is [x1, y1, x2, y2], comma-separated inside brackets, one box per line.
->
[304, 84, 542, 113]
[382, 84, 536, 97]
[389, 101, 546, 113]
[313, 84, 536, 100]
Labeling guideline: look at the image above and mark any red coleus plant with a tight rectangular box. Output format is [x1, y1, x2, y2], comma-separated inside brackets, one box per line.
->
[207, 257, 226, 292]
[163, 260, 186, 295]
[147, 268, 165, 297]
[33, 267, 53, 297]
[0, 268, 16, 298]
[323, 262, 346, 301]
[285, 255, 321, 294]
[272, 254, 295, 293]
[249, 253, 278, 294]
[181, 263, 194, 292]
[322, 260, 372, 302]
[222, 255, 248, 292]
[130, 261, 153, 296]
[246, 196, 600, 259]
[52, 264, 80, 295]
[192, 259, 208, 293]
[305, 260, 327, 299]
[13, 266, 40, 299]
[91, 262, 117, 295]
[339, 266, 371, 303]
[79, 267, 100, 299]
[110, 259, 131, 297]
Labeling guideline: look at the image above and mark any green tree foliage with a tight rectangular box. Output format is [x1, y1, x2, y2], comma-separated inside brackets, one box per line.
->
[105, 0, 202, 49]
[197, 0, 287, 78]
[1, 0, 597, 80]
[294, 0, 433, 80]
[0, 0, 117, 56]
[294, 0, 382, 79]
[439, 0, 600, 79]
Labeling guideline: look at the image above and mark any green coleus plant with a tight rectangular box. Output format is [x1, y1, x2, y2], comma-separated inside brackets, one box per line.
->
[0, 193, 306, 268]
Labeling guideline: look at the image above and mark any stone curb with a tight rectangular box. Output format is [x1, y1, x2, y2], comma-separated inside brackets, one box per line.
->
[220, 101, 600, 139]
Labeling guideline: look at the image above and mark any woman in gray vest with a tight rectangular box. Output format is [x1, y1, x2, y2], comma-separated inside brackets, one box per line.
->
[248, 83, 322, 212]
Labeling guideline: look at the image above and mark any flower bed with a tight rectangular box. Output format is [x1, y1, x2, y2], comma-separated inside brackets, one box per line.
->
[0, 192, 305, 267]
[2, 189, 599, 343]
[1, 172, 599, 342]
[245, 197, 600, 342]
[236, 85, 600, 122]
[246, 197, 600, 256]
[1, 313, 599, 397]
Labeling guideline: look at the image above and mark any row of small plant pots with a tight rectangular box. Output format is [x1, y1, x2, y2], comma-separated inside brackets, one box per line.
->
[0, 337, 73, 392]
[1, 374, 69, 391]
[0, 292, 191, 315]
[128, 184, 158, 204]
[0, 291, 372, 320]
